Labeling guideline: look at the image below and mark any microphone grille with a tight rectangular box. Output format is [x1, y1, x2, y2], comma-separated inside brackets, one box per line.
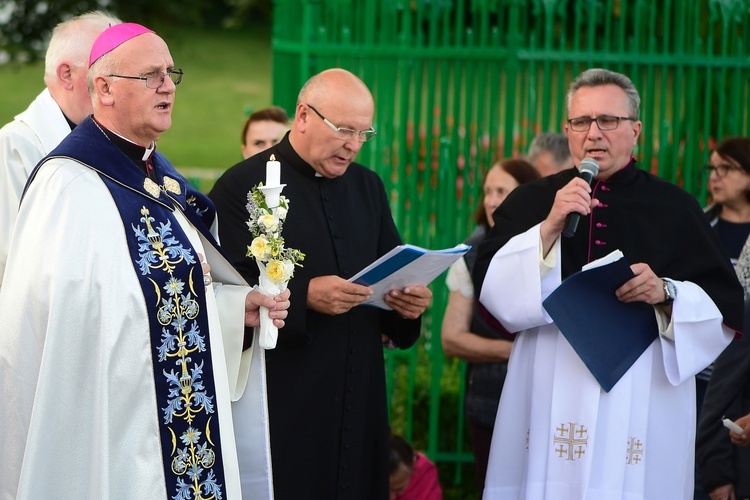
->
[580, 158, 600, 176]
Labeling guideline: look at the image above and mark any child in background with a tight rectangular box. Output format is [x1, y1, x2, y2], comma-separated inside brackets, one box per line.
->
[389, 435, 442, 500]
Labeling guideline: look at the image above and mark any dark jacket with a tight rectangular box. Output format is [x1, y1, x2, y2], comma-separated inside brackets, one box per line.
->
[696, 300, 750, 497]
[209, 134, 421, 500]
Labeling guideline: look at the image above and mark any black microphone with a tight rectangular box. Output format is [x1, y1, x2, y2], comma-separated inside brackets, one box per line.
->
[562, 158, 600, 238]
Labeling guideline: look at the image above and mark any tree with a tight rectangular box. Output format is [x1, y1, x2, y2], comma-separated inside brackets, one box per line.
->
[0, 0, 271, 63]
[0, 0, 103, 63]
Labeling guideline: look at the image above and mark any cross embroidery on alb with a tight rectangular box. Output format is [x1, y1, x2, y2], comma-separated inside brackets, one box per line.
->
[554, 422, 588, 461]
[525, 428, 530, 450]
[626, 437, 644, 465]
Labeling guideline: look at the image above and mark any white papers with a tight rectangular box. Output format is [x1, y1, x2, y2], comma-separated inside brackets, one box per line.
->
[582, 249, 624, 271]
[348, 243, 470, 310]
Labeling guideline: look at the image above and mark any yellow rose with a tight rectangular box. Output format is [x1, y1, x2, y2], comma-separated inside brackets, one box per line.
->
[258, 214, 279, 232]
[250, 236, 271, 260]
[266, 260, 290, 282]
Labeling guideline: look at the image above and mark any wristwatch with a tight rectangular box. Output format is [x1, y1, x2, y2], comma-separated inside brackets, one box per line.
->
[657, 279, 676, 306]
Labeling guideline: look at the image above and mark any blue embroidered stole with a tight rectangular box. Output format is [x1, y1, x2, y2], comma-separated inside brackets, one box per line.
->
[36, 118, 229, 499]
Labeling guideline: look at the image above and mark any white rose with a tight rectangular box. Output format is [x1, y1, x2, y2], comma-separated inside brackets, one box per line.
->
[266, 260, 289, 282]
[250, 236, 271, 260]
[258, 214, 279, 232]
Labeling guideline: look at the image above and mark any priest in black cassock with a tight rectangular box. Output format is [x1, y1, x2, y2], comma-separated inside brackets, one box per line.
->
[475, 68, 743, 499]
[209, 68, 432, 500]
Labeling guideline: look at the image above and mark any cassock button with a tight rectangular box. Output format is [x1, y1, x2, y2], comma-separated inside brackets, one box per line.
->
[348, 386, 354, 392]
[341, 464, 349, 470]
[346, 405, 352, 411]
[344, 443, 351, 450]
[345, 424, 352, 430]
[349, 367, 356, 373]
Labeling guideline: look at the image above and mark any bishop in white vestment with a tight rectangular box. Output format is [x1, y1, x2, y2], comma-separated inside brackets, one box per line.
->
[0, 23, 283, 500]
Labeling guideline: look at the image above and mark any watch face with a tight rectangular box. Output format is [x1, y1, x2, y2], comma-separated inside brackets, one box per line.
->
[665, 280, 676, 301]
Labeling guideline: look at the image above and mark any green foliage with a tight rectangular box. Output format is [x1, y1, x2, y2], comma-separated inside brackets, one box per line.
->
[0, 0, 272, 63]
[0, 0, 102, 62]
[222, 0, 273, 28]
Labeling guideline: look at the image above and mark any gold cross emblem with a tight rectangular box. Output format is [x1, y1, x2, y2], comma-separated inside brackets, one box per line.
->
[626, 437, 644, 465]
[554, 422, 588, 461]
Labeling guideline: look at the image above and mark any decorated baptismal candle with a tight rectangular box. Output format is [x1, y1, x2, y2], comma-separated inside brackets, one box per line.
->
[266, 154, 281, 187]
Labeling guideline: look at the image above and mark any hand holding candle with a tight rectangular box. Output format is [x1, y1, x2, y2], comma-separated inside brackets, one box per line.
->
[246, 157, 304, 349]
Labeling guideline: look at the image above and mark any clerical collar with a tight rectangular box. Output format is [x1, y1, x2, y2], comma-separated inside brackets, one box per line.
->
[92, 118, 157, 181]
[603, 158, 638, 184]
[62, 113, 76, 131]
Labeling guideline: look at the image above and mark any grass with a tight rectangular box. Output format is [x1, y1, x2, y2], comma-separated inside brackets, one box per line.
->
[0, 24, 274, 182]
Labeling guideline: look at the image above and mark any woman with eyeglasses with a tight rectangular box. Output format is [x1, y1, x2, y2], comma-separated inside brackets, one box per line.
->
[696, 137, 750, 500]
[704, 137, 750, 289]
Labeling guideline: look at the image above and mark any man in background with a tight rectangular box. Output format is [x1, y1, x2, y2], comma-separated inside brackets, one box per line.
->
[210, 68, 432, 500]
[0, 10, 120, 283]
[526, 132, 573, 177]
[240, 105, 290, 159]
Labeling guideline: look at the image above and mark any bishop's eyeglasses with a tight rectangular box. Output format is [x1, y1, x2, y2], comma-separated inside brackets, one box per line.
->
[567, 115, 636, 132]
[306, 103, 377, 143]
[107, 69, 184, 89]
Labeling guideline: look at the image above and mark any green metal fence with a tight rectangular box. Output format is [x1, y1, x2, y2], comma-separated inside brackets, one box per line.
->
[271, 0, 750, 486]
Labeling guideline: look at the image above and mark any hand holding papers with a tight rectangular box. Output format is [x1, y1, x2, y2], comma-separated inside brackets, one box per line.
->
[542, 249, 658, 392]
[348, 244, 470, 310]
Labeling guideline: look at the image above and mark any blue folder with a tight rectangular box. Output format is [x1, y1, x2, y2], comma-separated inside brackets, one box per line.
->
[348, 243, 470, 310]
[542, 255, 659, 392]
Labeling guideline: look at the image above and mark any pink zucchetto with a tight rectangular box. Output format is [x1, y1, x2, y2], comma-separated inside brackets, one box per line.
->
[88, 22, 154, 67]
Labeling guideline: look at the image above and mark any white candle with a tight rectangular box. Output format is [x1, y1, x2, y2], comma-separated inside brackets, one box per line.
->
[266, 154, 281, 188]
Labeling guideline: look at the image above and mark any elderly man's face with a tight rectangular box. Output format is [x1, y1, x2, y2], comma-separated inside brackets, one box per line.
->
[108, 33, 176, 146]
[564, 84, 642, 179]
[299, 97, 374, 179]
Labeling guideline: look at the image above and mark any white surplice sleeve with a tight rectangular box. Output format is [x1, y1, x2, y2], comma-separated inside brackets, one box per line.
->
[0, 90, 70, 285]
[656, 280, 734, 385]
[212, 284, 256, 400]
[479, 223, 560, 333]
